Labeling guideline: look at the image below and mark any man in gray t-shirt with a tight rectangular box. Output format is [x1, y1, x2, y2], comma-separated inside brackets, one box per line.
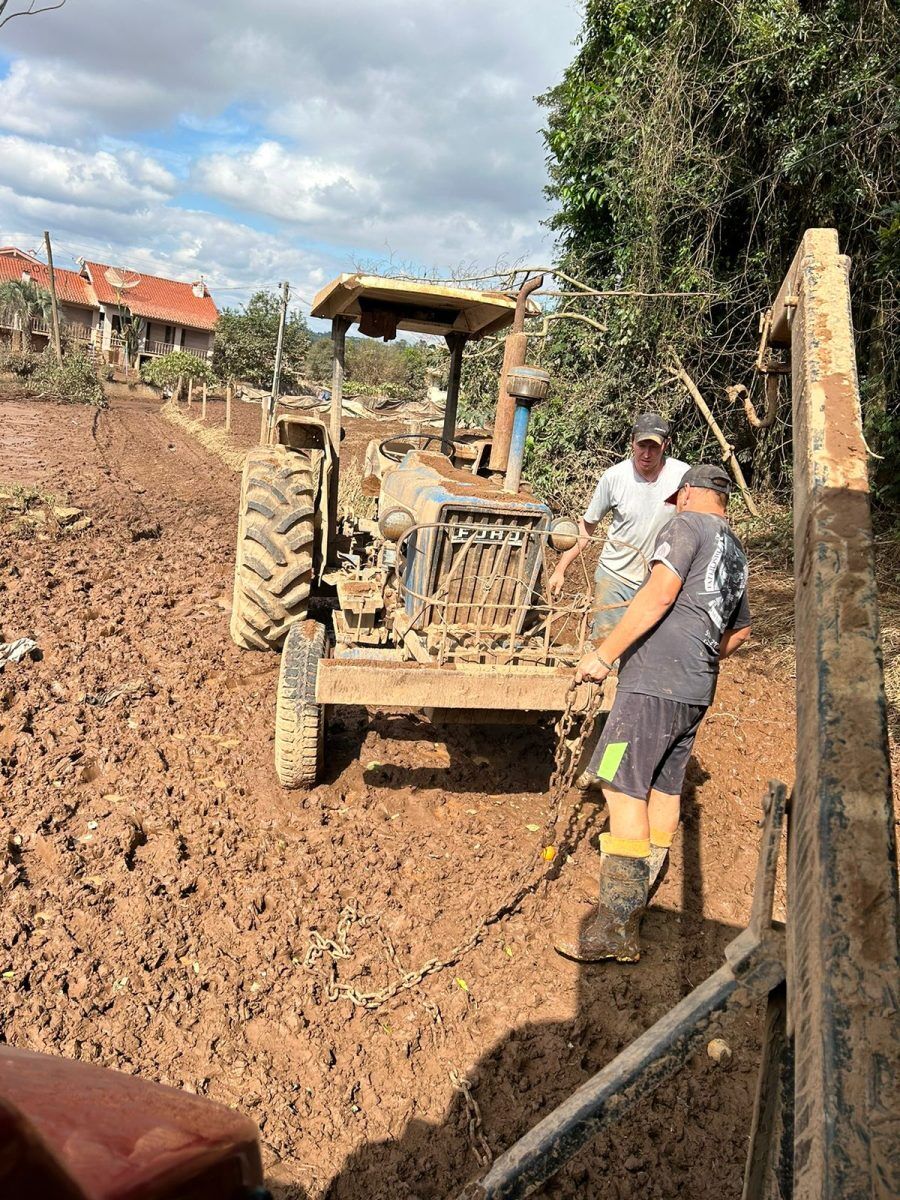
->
[554, 464, 752, 966]
[549, 413, 688, 638]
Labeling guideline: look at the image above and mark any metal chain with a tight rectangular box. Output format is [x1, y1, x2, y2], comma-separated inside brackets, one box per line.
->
[303, 680, 606, 1011]
[450, 1069, 494, 1167]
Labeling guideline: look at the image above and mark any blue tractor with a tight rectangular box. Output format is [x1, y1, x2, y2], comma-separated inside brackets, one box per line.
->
[229, 274, 600, 786]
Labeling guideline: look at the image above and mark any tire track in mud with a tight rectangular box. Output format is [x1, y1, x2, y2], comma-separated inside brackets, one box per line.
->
[0, 392, 798, 1200]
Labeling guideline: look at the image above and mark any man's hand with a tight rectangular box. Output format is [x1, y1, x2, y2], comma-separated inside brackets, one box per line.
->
[575, 649, 611, 684]
[548, 566, 567, 598]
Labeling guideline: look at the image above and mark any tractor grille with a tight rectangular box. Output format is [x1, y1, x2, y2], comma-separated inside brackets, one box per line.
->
[424, 508, 546, 629]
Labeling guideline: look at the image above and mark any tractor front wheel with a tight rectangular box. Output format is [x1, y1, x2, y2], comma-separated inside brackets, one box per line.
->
[275, 619, 328, 788]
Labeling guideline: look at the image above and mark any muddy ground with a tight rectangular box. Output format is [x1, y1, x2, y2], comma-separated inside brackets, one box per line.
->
[1, 390, 806, 1197]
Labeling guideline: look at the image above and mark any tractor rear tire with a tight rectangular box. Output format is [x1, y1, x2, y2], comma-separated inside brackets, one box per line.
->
[230, 445, 317, 651]
[275, 620, 328, 788]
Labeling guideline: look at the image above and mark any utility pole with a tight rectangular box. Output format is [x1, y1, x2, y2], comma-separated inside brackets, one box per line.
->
[264, 281, 290, 445]
[43, 230, 63, 366]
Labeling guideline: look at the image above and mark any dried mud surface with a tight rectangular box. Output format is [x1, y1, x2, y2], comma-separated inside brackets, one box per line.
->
[1, 393, 796, 1199]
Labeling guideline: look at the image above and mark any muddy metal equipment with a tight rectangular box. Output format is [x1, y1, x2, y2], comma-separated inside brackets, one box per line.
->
[228, 273, 622, 787]
[456, 229, 900, 1198]
[0, 1043, 265, 1199]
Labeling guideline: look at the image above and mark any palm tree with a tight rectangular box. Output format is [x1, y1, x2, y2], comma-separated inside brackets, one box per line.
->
[0, 278, 54, 352]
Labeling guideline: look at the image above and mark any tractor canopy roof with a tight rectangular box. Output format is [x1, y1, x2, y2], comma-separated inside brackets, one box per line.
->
[310, 273, 538, 341]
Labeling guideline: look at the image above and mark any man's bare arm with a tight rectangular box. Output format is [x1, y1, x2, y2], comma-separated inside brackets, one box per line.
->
[576, 563, 682, 680]
[549, 517, 598, 594]
[719, 626, 751, 659]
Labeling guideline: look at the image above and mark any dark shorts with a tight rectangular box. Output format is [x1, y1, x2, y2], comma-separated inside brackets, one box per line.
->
[586, 691, 706, 800]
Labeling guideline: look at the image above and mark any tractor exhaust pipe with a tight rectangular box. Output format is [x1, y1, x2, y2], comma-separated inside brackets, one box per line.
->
[503, 366, 550, 493]
[489, 274, 544, 472]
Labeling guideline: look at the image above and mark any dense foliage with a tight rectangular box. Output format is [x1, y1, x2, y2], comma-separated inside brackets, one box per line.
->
[0, 280, 54, 352]
[213, 290, 311, 389]
[306, 332, 446, 401]
[30, 350, 105, 407]
[141, 350, 214, 391]
[463, 0, 897, 511]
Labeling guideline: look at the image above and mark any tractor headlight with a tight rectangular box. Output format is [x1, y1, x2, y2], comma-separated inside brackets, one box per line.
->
[379, 506, 416, 543]
[549, 518, 579, 551]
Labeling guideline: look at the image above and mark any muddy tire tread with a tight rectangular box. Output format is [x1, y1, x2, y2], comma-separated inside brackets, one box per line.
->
[275, 621, 327, 788]
[231, 446, 317, 650]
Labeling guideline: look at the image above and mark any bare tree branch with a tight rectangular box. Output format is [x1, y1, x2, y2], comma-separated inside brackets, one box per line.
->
[0, 0, 66, 31]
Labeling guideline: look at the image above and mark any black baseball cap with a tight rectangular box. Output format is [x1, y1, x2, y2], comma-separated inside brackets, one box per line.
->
[632, 412, 670, 445]
[665, 463, 733, 505]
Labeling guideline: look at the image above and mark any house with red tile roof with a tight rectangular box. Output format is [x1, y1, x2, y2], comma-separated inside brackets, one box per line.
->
[79, 260, 218, 363]
[0, 246, 218, 365]
[0, 247, 98, 345]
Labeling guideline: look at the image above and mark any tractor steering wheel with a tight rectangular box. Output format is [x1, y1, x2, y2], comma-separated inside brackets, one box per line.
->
[379, 433, 456, 462]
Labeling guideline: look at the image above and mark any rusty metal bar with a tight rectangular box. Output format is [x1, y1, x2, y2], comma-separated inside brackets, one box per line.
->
[327, 314, 351, 565]
[784, 228, 899, 1197]
[489, 275, 543, 471]
[330, 314, 350, 456]
[316, 659, 587, 711]
[443, 331, 466, 445]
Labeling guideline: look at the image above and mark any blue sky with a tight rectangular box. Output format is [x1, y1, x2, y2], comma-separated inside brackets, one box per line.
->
[0, 1, 582, 324]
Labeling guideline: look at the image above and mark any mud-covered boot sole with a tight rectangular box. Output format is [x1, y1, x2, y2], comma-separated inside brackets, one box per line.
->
[553, 934, 641, 964]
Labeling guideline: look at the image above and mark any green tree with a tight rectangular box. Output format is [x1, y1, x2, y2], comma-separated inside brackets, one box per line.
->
[537, 0, 899, 505]
[213, 290, 311, 389]
[0, 279, 54, 352]
[305, 335, 334, 383]
[141, 350, 214, 391]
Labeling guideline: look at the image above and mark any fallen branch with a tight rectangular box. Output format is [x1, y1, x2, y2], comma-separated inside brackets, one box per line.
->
[667, 355, 760, 517]
[726, 378, 778, 430]
[524, 310, 608, 337]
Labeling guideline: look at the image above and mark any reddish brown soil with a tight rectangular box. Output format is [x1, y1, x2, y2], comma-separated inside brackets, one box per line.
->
[0, 392, 797, 1199]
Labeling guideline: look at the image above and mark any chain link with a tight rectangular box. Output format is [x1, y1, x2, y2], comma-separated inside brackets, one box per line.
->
[449, 1069, 494, 1167]
[303, 679, 607, 1011]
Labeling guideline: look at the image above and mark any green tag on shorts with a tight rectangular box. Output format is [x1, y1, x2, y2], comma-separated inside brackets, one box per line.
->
[596, 741, 628, 782]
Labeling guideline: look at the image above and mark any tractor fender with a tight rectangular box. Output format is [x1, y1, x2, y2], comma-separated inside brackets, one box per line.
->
[275, 415, 335, 578]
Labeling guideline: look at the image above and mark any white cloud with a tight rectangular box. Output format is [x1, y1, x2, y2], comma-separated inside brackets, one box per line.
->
[194, 142, 376, 225]
[0, 169, 340, 319]
[0, 0, 582, 283]
[0, 59, 177, 139]
[0, 135, 175, 211]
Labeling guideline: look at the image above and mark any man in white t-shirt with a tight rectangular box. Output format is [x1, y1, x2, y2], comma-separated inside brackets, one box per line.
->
[549, 412, 689, 639]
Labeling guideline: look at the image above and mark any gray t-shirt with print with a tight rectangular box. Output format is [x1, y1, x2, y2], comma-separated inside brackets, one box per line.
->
[584, 457, 689, 586]
[618, 511, 751, 706]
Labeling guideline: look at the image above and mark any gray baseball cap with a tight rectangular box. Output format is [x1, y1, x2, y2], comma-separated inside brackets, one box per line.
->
[665, 463, 733, 505]
[632, 412, 670, 445]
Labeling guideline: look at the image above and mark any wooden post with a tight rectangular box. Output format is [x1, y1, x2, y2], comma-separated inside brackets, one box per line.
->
[442, 331, 466, 446]
[175, 374, 184, 403]
[668, 355, 759, 516]
[43, 231, 63, 366]
[259, 397, 268, 444]
[201, 381, 207, 420]
[187, 376, 194, 410]
[225, 381, 233, 432]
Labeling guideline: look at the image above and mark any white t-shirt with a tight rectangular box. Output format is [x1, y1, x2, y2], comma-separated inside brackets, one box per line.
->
[584, 456, 689, 586]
